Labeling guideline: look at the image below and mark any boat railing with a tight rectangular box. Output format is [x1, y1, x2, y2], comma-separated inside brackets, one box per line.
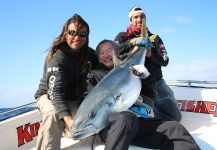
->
[166, 80, 217, 88]
[0, 102, 36, 121]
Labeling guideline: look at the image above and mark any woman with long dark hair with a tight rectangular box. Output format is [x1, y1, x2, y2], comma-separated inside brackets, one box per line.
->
[35, 14, 98, 150]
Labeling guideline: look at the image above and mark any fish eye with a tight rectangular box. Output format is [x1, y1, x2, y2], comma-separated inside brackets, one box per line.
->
[88, 112, 95, 119]
[107, 102, 113, 107]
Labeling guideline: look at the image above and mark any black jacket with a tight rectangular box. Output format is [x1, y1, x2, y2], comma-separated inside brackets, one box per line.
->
[87, 64, 111, 87]
[35, 43, 98, 119]
[114, 32, 169, 81]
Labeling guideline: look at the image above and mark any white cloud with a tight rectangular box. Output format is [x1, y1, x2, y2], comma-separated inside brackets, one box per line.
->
[176, 16, 192, 24]
[167, 16, 193, 24]
[160, 16, 192, 34]
[163, 59, 217, 81]
[160, 27, 175, 34]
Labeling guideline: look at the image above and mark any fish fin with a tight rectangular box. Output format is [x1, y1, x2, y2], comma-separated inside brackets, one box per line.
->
[141, 18, 147, 38]
[150, 34, 158, 42]
[112, 50, 122, 67]
[131, 65, 150, 79]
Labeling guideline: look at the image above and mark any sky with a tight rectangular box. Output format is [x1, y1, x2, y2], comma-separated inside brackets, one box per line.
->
[0, 0, 217, 107]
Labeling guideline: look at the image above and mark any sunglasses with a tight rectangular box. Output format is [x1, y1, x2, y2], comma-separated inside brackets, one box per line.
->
[67, 29, 88, 37]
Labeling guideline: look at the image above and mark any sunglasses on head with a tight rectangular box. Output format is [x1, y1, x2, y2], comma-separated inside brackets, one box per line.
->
[67, 29, 88, 37]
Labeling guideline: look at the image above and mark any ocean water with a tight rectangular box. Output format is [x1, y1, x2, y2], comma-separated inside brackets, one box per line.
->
[0, 107, 36, 121]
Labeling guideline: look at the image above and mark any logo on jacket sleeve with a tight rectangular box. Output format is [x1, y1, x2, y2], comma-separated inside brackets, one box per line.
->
[47, 67, 59, 72]
[48, 75, 56, 100]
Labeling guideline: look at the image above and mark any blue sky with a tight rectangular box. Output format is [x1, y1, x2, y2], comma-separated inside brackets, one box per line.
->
[1, 0, 217, 107]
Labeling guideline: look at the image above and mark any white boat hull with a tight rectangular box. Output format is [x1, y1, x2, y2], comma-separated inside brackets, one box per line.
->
[0, 85, 216, 150]
[172, 86, 217, 150]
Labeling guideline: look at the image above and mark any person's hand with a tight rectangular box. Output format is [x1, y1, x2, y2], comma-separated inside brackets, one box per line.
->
[135, 37, 146, 46]
[135, 37, 150, 49]
[63, 115, 73, 130]
[63, 115, 73, 137]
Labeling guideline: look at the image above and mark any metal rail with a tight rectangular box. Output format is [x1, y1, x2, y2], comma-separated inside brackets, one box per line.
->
[166, 80, 217, 87]
[0, 102, 36, 115]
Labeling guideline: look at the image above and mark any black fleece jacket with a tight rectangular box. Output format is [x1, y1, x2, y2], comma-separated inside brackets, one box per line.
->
[114, 32, 169, 81]
[35, 43, 98, 119]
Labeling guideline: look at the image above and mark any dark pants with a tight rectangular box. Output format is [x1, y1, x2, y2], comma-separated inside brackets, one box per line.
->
[132, 118, 200, 150]
[99, 111, 139, 150]
[141, 75, 156, 100]
[100, 112, 200, 150]
[154, 78, 182, 121]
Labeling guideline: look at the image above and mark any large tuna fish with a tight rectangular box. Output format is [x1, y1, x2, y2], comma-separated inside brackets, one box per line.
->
[72, 45, 149, 140]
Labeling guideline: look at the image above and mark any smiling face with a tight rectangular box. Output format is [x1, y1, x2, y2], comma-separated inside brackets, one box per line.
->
[130, 12, 146, 27]
[66, 23, 88, 52]
[98, 42, 114, 69]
